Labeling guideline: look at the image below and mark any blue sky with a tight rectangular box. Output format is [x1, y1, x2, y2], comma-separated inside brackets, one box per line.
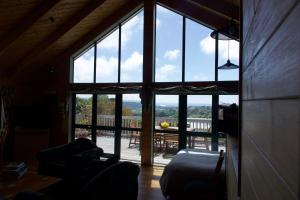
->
[74, 5, 239, 105]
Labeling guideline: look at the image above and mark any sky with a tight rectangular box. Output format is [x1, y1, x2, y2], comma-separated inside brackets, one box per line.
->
[74, 5, 239, 105]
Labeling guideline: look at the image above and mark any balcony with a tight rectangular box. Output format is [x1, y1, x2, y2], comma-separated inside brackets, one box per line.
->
[75, 115, 225, 164]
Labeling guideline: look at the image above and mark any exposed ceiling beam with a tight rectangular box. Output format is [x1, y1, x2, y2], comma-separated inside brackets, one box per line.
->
[157, 0, 234, 30]
[187, 0, 239, 21]
[10, 0, 107, 76]
[37, 0, 143, 71]
[0, 0, 60, 55]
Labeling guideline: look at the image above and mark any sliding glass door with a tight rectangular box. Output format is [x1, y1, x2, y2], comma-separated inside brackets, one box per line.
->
[72, 93, 142, 162]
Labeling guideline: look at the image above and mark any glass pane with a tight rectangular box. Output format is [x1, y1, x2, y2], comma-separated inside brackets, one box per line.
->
[96, 130, 115, 154]
[121, 128, 141, 162]
[219, 95, 238, 151]
[75, 94, 92, 125]
[121, 94, 142, 162]
[96, 29, 119, 83]
[155, 5, 182, 82]
[185, 19, 214, 81]
[154, 95, 179, 165]
[186, 136, 210, 150]
[121, 11, 144, 82]
[75, 128, 91, 140]
[122, 94, 142, 128]
[73, 47, 94, 83]
[218, 39, 239, 81]
[97, 95, 115, 126]
[219, 95, 239, 105]
[187, 95, 212, 132]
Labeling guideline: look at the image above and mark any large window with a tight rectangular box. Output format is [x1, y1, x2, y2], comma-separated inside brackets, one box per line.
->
[70, 5, 239, 164]
[72, 10, 144, 83]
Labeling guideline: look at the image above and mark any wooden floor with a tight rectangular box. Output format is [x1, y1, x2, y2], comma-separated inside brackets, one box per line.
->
[138, 166, 166, 200]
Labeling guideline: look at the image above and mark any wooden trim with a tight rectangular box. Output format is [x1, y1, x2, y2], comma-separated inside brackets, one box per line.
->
[187, 0, 239, 21]
[141, 0, 155, 165]
[157, 0, 232, 30]
[0, 0, 60, 55]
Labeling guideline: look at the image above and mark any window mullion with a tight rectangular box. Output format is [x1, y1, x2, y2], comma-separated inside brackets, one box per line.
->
[182, 17, 186, 82]
[118, 25, 121, 83]
[93, 42, 97, 83]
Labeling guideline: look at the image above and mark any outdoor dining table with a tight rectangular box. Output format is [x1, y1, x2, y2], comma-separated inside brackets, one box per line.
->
[154, 126, 196, 149]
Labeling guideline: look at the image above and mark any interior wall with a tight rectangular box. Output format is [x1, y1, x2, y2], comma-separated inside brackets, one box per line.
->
[1, 56, 70, 160]
[241, 0, 299, 199]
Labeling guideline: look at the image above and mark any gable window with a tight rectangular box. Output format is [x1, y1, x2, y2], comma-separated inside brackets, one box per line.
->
[72, 11, 144, 84]
[70, 4, 239, 165]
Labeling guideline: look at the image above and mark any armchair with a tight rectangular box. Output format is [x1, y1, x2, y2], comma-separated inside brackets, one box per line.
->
[36, 138, 106, 178]
[14, 162, 140, 200]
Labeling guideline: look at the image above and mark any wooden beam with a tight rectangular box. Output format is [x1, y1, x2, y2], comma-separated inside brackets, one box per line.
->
[0, 0, 60, 55]
[187, 0, 239, 21]
[28, 0, 143, 74]
[11, 0, 107, 76]
[141, 0, 155, 165]
[157, 0, 232, 30]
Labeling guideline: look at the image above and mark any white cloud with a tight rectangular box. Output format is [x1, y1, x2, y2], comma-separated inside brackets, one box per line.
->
[200, 36, 239, 62]
[74, 56, 94, 83]
[156, 18, 161, 29]
[121, 51, 143, 72]
[98, 14, 143, 50]
[98, 29, 119, 49]
[121, 15, 143, 47]
[200, 36, 215, 54]
[164, 49, 180, 60]
[156, 64, 178, 81]
[96, 56, 118, 79]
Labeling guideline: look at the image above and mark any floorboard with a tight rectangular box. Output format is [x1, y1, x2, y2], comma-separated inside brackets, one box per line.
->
[138, 166, 165, 200]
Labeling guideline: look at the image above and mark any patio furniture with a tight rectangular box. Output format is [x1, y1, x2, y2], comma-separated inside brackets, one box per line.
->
[128, 122, 140, 148]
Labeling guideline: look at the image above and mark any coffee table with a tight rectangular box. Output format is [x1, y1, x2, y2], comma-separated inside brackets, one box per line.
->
[0, 164, 60, 199]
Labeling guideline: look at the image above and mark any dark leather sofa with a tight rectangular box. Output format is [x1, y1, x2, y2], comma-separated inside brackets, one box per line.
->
[36, 138, 118, 181]
[14, 161, 140, 200]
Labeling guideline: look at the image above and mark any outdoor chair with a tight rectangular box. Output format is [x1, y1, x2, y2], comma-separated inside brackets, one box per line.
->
[163, 134, 179, 153]
[128, 122, 140, 148]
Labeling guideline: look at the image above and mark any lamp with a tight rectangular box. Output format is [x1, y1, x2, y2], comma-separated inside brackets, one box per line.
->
[210, 21, 239, 70]
[218, 40, 239, 69]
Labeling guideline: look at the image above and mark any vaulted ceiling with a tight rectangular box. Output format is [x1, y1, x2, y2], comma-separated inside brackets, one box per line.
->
[0, 0, 239, 78]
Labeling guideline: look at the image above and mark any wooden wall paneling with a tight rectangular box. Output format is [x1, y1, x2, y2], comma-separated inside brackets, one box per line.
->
[243, 99, 300, 195]
[242, 0, 297, 70]
[241, 158, 259, 200]
[242, 133, 297, 199]
[226, 136, 239, 200]
[243, 3, 300, 100]
[242, 0, 254, 45]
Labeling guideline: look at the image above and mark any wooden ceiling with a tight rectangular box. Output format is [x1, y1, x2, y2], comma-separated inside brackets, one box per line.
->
[0, 0, 239, 78]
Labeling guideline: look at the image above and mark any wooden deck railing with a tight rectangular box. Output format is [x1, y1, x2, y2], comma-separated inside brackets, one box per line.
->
[76, 114, 212, 136]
